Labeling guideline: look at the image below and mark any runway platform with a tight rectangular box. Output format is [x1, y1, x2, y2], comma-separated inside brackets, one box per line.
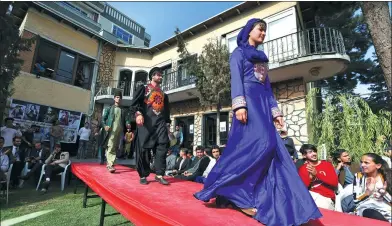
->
[71, 163, 390, 226]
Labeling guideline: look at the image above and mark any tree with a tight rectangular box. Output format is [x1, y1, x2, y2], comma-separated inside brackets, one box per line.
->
[0, 2, 35, 125]
[361, 2, 392, 94]
[175, 27, 230, 145]
[306, 88, 391, 161]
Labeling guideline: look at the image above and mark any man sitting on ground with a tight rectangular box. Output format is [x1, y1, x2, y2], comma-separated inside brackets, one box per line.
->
[175, 148, 211, 181]
[40, 144, 69, 193]
[298, 144, 338, 210]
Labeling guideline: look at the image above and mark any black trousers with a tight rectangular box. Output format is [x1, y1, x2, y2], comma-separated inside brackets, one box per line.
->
[26, 162, 43, 179]
[136, 143, 167, 178]
[11, 161, 24, 185]
[45, 165, 64, 179]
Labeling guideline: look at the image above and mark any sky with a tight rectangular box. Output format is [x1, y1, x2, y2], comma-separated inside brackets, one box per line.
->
[109, 1, 241, 46]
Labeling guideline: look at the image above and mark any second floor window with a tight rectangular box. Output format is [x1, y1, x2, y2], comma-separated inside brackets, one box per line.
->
[112, 25, 133, 44]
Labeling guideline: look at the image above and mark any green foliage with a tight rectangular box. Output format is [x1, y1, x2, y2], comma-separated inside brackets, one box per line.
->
[306, 88, 391, 161]
[0, 2, 35, 124]
[174, 27, 231, 107]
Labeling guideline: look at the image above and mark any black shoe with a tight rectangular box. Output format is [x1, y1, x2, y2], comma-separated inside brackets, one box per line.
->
[42, 180, 50, 190]
[140, 178, 148, 185]
[155, 175, 169, 185]
[19, 175, 29, 180]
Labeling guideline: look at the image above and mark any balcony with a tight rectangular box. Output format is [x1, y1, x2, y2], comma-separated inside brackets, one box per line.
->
[34, 1, 102, 33]
[95, 80, 138, 105]
[263, 27, 350, 83]
[161, 71, 198, 102]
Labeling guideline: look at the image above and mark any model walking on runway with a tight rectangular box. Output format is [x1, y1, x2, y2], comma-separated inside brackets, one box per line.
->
[194, 18, 322, 226]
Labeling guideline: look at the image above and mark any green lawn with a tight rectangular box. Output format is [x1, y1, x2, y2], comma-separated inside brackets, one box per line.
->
[0, 179, 133, 226]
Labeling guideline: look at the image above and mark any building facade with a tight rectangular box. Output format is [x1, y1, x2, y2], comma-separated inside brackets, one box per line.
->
[11, 2, 349, 150]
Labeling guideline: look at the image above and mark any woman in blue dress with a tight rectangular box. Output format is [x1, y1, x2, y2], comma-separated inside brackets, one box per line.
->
[194, 18, 322, 226]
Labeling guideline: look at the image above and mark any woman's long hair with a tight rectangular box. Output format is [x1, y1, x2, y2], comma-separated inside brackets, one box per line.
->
[362, 153, 390, 184]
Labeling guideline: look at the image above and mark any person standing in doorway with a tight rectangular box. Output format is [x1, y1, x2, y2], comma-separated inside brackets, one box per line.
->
[101, 90, 126, 173]
[77, 122, 91, 159]
[173, 125, 183, 156]
[130, 67, 171, 185]
[50, 119, 63, 153]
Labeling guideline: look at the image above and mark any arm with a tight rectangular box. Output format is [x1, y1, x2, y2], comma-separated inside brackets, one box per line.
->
[315, 162, 339, 189]
[130, 85, 146, 118]
[298, 164, 311, 188]
[230, 49, 247, 112]
[56, 152, 70, 165]
[101, 107, 110, 128]
[45, 153, 55, 165]
[265, 75, 283, 119]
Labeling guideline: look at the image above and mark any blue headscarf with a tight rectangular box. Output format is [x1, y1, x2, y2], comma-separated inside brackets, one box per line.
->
[237, 18, 269, 63]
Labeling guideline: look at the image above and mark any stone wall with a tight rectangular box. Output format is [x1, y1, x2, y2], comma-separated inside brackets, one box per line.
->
[97, 45, 116, 85]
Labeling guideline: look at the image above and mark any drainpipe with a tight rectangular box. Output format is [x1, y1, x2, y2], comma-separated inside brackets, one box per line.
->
[87, 40, 103, 122]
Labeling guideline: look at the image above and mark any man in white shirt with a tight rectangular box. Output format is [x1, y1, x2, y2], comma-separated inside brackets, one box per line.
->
[0, 137, 9, 182]
[77, 122, 91, 159]
[0, 118, 22, 147]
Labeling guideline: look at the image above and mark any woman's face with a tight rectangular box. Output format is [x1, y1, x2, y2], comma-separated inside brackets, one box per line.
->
[249, 23, 266, 45]
[360, 155, 381, 175]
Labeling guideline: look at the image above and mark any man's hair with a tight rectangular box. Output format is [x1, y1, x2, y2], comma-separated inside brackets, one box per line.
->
[13, 136, 21, 142]
[195, 146, 204, 151]
[299, 144, 317, 155]
[0, 136, 4, 141]
[211, 145, 220, 151]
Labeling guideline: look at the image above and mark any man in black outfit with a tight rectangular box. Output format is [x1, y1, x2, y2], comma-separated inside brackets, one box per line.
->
[130, 67, 171, 185]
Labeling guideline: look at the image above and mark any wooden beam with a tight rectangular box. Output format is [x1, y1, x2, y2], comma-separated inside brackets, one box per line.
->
[219, 17, 223, 23]
[189, 31, 194, 36]
[236, 9, 241, 15]
[203, 24, 208, 29]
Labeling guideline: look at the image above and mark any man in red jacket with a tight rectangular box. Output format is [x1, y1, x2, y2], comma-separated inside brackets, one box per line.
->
[298, 144, 338, 210]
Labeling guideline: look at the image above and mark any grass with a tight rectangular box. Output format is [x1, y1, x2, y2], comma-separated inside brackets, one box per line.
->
[0, 178, 133, 226]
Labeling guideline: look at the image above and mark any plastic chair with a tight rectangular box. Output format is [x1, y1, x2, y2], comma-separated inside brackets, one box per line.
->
[22, 162, 31, 176]
[1, 163, 14, 205]
[36, 160, 71, 191]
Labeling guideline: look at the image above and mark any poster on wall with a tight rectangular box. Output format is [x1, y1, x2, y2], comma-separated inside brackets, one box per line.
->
[8, 99, 82, 143]
[220, 121, 226, 132]
[189, 124, 194, 134]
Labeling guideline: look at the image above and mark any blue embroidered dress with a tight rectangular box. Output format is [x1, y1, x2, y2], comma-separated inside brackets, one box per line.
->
[194, 19, 322, 226]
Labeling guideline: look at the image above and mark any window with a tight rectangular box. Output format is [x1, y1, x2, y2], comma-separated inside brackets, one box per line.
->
[227, 36, 237, 53]
[113, 25, 133, 44]
[32, 38, 94, 89]
[56, 51, 76, 84]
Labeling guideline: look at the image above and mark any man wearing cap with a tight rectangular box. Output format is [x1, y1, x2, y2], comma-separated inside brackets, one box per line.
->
[101, 90, 127, 173]
[130, 67, 171, 185]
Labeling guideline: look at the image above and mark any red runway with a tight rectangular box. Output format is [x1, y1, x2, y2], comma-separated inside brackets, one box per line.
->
[72, 163, 389, 226]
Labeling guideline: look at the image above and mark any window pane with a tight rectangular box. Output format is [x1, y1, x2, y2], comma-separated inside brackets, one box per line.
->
[228, 36, 237, 53]
[112, 25, 132, 44]
[75, 59, 93, 89]
[56, 51, 75, 84]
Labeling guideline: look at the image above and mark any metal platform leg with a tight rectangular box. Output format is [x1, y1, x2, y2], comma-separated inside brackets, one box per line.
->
[83, 184, 88, 208]
[99, 199, 106, 226]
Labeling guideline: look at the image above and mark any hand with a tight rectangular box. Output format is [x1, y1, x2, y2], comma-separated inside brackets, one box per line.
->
[274, 116, 284, 128]
[104, 126, 110, 132]
[336, 162, 344, 171]
[28, 142, 32, 147]
[136, 115, 144, 126]
[365, 177, 376, 195]
[235, 108, 247, 124]
[306, 164, 317, 179]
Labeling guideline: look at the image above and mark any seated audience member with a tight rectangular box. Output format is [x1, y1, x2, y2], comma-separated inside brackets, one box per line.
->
[211, 145, 221, 160]
[166, 149, 190, 176]
[188, 146, 204, 169]
[165, 148, 177, 172]
[40, 144, 69, 193]
[195, 146, 219, 184]
[382, 145, 391, 168]
[175, 148, 211, 181]
[333, 149, 361, 188]
[19, 142, 50, 182]
[186, 149, 195, 161]
[298, 144, 338, 210]
[279, 129, 297, 160]
[340, 153, 391, 222]
[5, 136, 25, 188]
[0, 137, 9, 182]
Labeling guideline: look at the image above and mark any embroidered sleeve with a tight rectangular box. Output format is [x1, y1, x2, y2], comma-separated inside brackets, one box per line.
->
[232, 96, 247, 111]
[272, 107, 283, 118]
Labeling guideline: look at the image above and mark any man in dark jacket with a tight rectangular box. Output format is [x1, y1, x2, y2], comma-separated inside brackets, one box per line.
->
[129, 67, 171, 185]
[19, 142, 50, 182]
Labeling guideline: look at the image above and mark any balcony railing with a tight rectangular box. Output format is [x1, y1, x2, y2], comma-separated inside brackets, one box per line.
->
[35, 1, 101, 32]
[262, 27, 346, 64]
[96, 80, 135, 97]
[161, 71, 196, 92]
